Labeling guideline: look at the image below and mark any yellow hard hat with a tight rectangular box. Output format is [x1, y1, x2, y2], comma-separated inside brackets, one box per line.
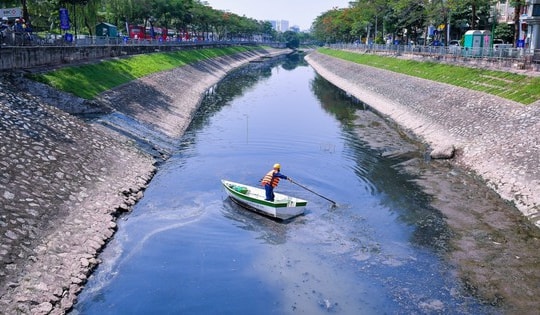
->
[273, 163, 281, 169]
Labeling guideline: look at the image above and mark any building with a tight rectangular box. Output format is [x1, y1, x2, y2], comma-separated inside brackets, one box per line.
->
[289, 25, 300, 33]
[522, 0, 540, 51]
[495, 0, 515, 23]
[269, 20, 289, 32]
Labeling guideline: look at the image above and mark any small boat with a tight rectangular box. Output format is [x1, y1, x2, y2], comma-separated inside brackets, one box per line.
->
[221, 179, 307, 220]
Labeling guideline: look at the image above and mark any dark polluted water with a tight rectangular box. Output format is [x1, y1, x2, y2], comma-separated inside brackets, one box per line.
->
[72, 55, 505, 314]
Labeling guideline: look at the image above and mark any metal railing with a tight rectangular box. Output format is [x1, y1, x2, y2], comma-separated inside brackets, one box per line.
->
[0, 33, 285, 48]
[329, 43, 540, 72]
[0, 36, 287, 71]
[1, 29, 35, 46]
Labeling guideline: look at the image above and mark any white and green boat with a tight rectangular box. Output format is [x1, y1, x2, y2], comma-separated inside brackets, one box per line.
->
[221, 179, 307, 220]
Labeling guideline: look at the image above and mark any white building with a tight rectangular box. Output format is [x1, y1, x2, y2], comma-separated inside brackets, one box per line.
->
[269, 20, 289, 32]
[495, 0, 515, 23]
[522, 0, 540, 52]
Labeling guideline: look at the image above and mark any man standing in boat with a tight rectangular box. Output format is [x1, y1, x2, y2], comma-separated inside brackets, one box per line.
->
[261, 163, 292, 201]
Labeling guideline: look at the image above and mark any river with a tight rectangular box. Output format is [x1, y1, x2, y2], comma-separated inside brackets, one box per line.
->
[72, 54, 502, 314]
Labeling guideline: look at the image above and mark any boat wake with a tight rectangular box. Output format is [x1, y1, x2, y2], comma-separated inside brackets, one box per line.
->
[76, 197, 218, 303]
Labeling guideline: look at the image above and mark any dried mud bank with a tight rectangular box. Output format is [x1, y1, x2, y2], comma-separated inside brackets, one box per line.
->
[0, 47, 291, 314]
[352, 109, 540, 313]
[305, 52, 540, 226]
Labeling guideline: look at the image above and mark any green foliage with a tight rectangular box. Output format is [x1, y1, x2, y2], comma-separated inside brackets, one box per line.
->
[313, 0, 520, 46]
[31, 46, 255, 99]
[318, 48, 540, 105]
[23, 0, 275, 41]
[494, 23, 514, 43]
[391, 0, 427, 41]
[312, 8, 357, 43]
[282, 31, 299, 49]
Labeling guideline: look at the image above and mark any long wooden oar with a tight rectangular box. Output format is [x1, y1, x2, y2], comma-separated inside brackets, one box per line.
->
[289, 178, 337, 206]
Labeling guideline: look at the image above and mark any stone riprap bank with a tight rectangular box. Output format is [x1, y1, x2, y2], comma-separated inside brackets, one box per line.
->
[0, 77, 156, 314]
[306, 51, 540, 226]
[0, 48, 290, 314]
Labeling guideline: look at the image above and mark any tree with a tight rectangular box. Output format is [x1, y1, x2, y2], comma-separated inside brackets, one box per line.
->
[511, 0, 525, 45]
[282, 30, 299, 48]
[312, 8, 350, 43]
[390, 0, 427, 44]
[494, 22, 514, 43]
[259, 21, 275, 42]
[58, 0, 92, 36]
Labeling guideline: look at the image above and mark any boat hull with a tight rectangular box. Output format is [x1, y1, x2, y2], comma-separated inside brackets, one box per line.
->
[221, 179, 307, 220]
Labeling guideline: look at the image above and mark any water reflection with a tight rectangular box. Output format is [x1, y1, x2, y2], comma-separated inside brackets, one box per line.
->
[221, 198, 290, 245]
[310, 75, 453, 253]
[74, 53, 499, 314]
[310, 74, 364, 122]
[192, 58, 282, 132]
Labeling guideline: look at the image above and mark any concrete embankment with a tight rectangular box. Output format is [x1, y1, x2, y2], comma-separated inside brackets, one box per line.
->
[305, 51, 540, 227]
[0, 47, 291, 314]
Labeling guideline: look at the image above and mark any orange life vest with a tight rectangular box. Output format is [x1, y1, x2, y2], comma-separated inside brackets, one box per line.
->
[261, 170, 280, 188]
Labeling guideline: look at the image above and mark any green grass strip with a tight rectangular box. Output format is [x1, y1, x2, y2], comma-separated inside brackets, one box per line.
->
[318, 47, 540, 105]
[31, 46, 256, 99]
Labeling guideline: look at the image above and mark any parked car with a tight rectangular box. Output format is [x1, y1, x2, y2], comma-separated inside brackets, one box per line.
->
[493, 39, 513, 52]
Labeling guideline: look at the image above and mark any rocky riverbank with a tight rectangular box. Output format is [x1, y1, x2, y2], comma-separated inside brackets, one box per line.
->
[0, 47, 291, 314]
[1, 47, 538, 314]
[0, 75, 157, 314]
[306, 51, 540, 225]
[306, 51, 540, 312]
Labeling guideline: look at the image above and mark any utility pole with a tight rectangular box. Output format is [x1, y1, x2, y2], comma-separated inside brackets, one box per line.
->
[21, 0, 29, 22]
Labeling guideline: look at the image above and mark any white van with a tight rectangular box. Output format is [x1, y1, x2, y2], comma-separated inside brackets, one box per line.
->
[493, 39, 513, 51]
